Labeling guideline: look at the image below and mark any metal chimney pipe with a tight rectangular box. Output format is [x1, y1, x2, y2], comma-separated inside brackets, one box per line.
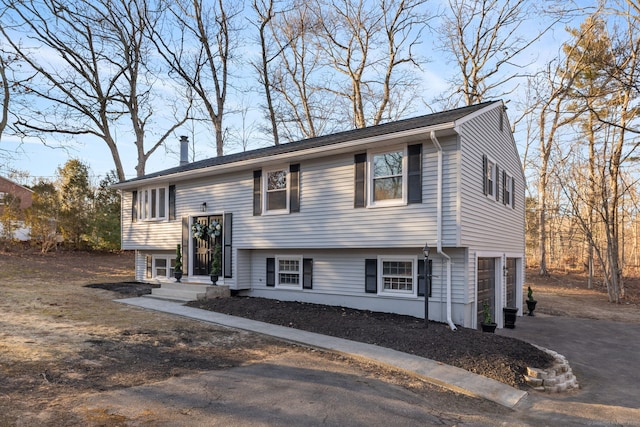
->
[179, 135, 189, 166]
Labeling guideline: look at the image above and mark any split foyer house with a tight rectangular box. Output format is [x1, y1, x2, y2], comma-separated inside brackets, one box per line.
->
[114, 101, 525, 329]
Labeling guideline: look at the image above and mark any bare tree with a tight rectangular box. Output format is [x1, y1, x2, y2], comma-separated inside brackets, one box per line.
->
[551, 4, 640, 302]
[251, 0, 281, 145]
[313, 0, 430, 128]
[150, 0, 241, 157]
[0, 54, 9, 142]
[265, 2, 329, 140]
[1, 0, 190, 179]
[532, 50, 583, 276]
[436, 0, 568, 106]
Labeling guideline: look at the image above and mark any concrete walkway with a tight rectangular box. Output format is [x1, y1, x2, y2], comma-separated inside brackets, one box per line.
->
[117, 297, 527, 409]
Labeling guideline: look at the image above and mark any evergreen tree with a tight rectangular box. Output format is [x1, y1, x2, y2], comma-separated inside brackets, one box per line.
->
[90, 170, 121, 251]
[25, 180, 60, 253]
[58, 159, 93, 248]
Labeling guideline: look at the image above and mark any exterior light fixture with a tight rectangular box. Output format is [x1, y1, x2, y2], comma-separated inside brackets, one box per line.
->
[201, 202, 207, 212]
[423, 242, 430, 259]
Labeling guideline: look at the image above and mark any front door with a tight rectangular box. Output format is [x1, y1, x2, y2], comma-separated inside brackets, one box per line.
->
[192, 215, 223, 276]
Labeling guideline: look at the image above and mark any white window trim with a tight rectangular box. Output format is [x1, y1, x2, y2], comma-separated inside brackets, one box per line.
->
[377, 255, 418, 297]
[485, 156, 498, 200]
[275, 255, 303, 289]
[138, 186, 169, 221]
[504, 172, 514, 208]
[152, 255, 175, 279]
[367, 145, 408, 207]
[263, 166, 290, 215]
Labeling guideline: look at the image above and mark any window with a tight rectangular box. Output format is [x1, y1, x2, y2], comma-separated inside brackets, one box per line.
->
[482, 155, 499, 200]
[152, 256, 176, 279]
[380, 258, 415, 295]
[503, 171, 514, 208]
[266, 168, 288, 212]
[355, 144, 421, 208]
[0, 192, 6, 205]
[368, 147, 407, 206]
[255, 165, 300, 215]
[277, 257, 302, 288]
[137, 186, 169, 221]
[266, 256, 312, 289]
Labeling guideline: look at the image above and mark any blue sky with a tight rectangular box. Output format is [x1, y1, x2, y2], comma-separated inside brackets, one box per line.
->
[0, 0, 594, 186]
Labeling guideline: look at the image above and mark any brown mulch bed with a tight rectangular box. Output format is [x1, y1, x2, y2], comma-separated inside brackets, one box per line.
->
[187, 296, 554, 389]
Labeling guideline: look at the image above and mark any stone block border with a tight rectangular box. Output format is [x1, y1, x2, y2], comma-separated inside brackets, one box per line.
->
[524, 344, 579, 393]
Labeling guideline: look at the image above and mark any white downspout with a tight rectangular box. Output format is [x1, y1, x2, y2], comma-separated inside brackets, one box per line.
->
[430, 131, 457, 331]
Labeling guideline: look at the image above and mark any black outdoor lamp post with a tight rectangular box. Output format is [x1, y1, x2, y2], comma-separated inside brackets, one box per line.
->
[423, 242, 430, 327]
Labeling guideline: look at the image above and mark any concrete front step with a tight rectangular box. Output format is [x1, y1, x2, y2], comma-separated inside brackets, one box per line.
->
[145, 281, 229, 302]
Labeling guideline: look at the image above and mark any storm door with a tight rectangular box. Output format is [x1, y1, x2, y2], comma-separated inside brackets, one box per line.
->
[477, 257, 496, 328]
[192, 215, 223, 276]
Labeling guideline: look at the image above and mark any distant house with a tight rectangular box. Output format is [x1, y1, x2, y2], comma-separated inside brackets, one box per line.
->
[0, 176, 33, 241]
[113, 101, 525, 329]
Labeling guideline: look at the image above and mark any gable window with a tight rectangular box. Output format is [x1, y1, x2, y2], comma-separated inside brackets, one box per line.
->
[137, 186, 169, 221]
[503, 171, 514, 208]
[482, 155, 499, 201]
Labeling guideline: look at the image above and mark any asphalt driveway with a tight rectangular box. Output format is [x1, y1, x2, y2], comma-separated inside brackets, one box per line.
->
[499, 313, 640, 409]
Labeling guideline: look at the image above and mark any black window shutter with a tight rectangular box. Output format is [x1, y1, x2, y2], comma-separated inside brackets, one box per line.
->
[365, 259, 377, 293]
[354, 153, 366, 208]
[132, 191, 138, 222]
[418, 259, 432, 297]
[253, 170, 262, 216]
[407, 144, 422, 204]
[418, 259, 425, 296]
[303, 258, 313, 289]
[502, 171, 507, 205]
[169, 185, 176, 220]
[494, 164, 500, 201]
[223, 213, 233, 278]
[266, 258, 275, 287]
[512, 178, 516, 209]
[290, 164, 300, 213]
[146, 255, 152, 278]
[181, 217, 189, 274]
[482, 155, 488, 195]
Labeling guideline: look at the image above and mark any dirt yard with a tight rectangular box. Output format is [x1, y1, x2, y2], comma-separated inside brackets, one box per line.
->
[1, 249, 639, 426]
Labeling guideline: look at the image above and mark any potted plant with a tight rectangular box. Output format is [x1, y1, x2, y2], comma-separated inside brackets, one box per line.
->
[526, 286, 537, 316]
[174, 244, 183, 282]
[480, 301, 497, 333]
[210, 242, 222, 284]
